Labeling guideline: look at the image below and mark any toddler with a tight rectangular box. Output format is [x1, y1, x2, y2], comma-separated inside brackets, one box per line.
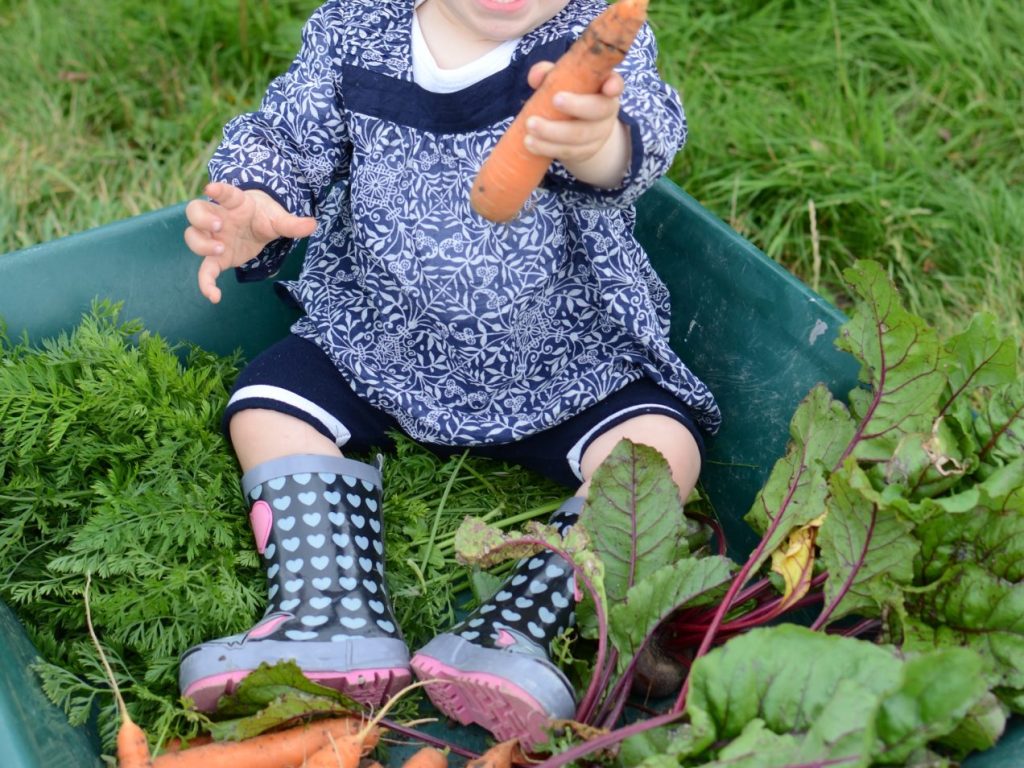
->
[179, 0, 720, 746]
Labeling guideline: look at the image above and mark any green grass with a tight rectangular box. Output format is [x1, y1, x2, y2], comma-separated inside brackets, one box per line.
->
[2, 0, 1021, 339]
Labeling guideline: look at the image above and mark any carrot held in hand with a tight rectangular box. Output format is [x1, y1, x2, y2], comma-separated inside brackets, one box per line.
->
[470, 0, 649, 223]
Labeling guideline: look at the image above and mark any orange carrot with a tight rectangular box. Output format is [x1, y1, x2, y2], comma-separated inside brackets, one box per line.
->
[83, 574, 153, 768]
[148, 718, 373, 768]
[157, 734, 214, 754]
[300, 731, 370, 768]
[399, 746, 449, 768]
[470, 0, 649, 223]
[465, 739, 524, 768]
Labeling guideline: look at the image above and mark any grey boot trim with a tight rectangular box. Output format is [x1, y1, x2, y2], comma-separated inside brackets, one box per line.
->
[241, 454, 381, 497]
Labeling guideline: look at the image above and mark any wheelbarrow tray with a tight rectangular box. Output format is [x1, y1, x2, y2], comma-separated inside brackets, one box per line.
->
[0, 178, 1018, 766]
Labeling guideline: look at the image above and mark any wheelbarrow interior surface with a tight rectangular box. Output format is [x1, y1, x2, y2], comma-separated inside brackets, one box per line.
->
[0, 179, 1017, 766]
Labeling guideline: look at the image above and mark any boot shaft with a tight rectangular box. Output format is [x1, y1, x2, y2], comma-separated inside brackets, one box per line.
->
[243, 454, 399, 640]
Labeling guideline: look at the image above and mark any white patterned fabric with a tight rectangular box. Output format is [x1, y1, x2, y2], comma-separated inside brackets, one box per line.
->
[210, 0, 722, 445]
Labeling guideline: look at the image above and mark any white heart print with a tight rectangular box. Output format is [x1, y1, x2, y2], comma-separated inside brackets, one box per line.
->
[341, 597, 362, 611]
[282, 537, 300, 552]
[332, 533, 350, 548]
[312, 577, 332, 590]
[324, 491, 342, 505]
[286, 558, 303, 573]
[303, 512, 322, 526]
[298, 492, 318, 506]
[292, 473, 312, 485]
[268, 477, 287, 491]
[285, 579, 304, 593]
[310, 596, 332, 610]
[272, 497, 292, 512]
[310, 556, 329, 570]
[277, 516, 296, 531]
[307, 534, 325, 548]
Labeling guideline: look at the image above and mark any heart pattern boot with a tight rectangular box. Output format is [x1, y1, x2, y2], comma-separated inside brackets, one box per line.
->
[179, 454, 410, 711]
[410, 497, 583, 747]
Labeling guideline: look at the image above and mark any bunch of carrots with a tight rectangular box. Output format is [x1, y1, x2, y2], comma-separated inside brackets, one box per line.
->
[118, 713, 524, 768]
[87, 576, 525, 768]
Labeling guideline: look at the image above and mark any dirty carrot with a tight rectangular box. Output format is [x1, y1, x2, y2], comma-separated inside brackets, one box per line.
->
[156, 734, 213, 754]
[469, 0, 649, 223]
[302, 679, 447, 768]
[399, 746, 449, 768]
[84, 574, 152, 768]
[148, 717, 371, 768]
[302, 731, 372, 768]
[465, 739, 523, 768]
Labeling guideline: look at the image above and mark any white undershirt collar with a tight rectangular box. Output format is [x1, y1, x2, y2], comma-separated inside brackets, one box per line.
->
[412, 2, 520, 93]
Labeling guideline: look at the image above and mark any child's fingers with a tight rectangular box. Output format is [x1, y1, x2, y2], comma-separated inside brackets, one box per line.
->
[183, 225, 227, 259]
[203, 181, 247, 210]
[197, 256, 225, 304]
[527, 60, 555, 89]
[271, 213, 318, 240]
[524, 114, 611, 158]
[184, 200, 224, 240]
[548, 90, 621, 123]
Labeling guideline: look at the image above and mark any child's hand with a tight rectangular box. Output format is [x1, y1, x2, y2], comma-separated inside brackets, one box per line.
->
[183, 182, 317, 304]
[524, 62, 632, 189]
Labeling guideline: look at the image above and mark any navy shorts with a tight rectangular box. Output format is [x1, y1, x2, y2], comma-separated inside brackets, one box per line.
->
[224, 335, 704, 488]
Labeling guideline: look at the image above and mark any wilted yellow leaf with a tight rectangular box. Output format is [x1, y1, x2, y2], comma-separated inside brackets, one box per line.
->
[770, 514, 826, 609]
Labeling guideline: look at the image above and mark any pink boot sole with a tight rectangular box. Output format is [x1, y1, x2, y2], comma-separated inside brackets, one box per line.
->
[184, 666, 412, 712]
[411, 654, 555, 748]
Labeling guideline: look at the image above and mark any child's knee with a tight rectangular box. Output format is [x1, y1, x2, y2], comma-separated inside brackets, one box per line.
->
[579, 413, 701, 498]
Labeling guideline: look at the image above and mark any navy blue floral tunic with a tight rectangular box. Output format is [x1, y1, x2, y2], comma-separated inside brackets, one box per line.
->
[210, 0, 722, 446]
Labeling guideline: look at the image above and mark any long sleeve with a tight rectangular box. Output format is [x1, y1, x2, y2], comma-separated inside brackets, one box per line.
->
[208, 1, 351, 280]
[544, 22, 686, 209]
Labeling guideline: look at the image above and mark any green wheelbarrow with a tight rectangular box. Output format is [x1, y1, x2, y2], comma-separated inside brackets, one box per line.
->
[0, 178, 1019, 766]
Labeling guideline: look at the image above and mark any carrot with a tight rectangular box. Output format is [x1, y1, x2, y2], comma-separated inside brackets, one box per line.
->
[464, 739, 524, 768]
[301, 731, 380, 768]
[399, 746, 449, 768]
[83, 574, 153, 768]
[148, 717, 371, 768]
[157, 734, 214, 754]
[151, 679, 438, 768]
[469, 0, 649, 223]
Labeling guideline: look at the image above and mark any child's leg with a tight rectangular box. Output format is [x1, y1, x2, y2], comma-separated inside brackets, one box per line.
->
[576, 412, 701, 503]
[229, 407, 342, 470]
[179, 336, 411, 709]
[411, 382, 703, 747]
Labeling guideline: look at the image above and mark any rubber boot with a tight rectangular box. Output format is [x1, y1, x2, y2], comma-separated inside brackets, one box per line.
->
[179, 454, 410, 710]
[410, 497, 582, 747]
